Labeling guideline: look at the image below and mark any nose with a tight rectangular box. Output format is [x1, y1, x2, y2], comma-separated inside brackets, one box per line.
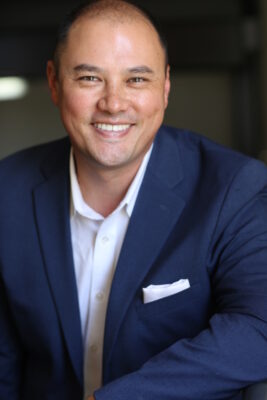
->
[97, 84, 129, 114]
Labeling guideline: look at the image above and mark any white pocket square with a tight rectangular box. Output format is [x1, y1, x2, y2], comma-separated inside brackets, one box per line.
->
[142, 279, 190, 304]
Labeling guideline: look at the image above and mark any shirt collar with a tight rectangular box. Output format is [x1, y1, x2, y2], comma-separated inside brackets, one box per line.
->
[70, 145, 153, 220]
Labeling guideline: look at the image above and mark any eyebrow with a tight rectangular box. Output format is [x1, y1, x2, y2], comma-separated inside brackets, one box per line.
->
[127, 66, 155, 74]
[73, 64, 155, 74]
[73, 64, 103, 73]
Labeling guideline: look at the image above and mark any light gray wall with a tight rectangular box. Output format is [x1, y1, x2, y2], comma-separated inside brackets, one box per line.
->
[0, 80, 66, 159]
[164, 71, 232, 147]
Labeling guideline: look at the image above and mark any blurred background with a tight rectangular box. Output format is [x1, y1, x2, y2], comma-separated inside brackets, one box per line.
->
[0, 0, 266, 161]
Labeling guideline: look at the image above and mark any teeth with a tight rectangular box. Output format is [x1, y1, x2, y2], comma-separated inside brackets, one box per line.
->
[94, 123, 130, 132]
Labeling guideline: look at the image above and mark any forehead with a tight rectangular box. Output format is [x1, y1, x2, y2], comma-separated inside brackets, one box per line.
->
[61, 15, 165, 70]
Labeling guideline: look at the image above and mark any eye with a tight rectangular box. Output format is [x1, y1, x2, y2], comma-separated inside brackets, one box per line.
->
[128, 77, 146, 84]
[78, 76, 100, 82]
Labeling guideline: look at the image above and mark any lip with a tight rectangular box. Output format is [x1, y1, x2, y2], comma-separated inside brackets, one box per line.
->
[92, 122, 134, 140]
[92, 121, 133, 125]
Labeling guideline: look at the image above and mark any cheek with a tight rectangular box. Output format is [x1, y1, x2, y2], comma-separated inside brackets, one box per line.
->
[136, 91, 166, 118]
[60, 89, 94, 118]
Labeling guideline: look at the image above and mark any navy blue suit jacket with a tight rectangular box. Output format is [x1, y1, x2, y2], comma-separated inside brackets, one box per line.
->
[1, 126, 267, 400]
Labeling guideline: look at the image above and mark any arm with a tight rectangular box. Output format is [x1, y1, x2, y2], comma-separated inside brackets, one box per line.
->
[0, 276, 23, 399]
[94, 160, 267, 399]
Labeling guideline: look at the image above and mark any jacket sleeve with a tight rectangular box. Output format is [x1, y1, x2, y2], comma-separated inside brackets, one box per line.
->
[94, 159, 267, 400]
[0, 276, 22, 399]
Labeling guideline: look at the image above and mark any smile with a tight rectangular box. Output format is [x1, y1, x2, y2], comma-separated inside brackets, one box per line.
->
[94, 123, 131, 132]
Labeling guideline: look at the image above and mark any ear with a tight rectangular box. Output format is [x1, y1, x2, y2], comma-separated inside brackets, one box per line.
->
[164, 65, 171, 109]
[46, 60, 60, 106]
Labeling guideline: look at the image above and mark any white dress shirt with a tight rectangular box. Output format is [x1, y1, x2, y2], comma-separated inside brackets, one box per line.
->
[69, 147, 152, 398]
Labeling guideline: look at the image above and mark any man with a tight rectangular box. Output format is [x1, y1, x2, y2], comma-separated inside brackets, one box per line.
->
[1, 0, 267, 399]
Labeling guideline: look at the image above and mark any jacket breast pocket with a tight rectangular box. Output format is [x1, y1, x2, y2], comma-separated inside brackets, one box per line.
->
[133, 283, 211, 346]
[135, 282, 201, 319]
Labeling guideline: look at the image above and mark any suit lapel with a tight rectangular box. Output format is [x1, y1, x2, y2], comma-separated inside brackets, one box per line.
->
[103, 128, 185, 371]
[33, 141, 83, 386]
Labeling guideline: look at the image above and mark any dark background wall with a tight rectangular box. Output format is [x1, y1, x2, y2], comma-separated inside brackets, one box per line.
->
[1, 0, 266, 161]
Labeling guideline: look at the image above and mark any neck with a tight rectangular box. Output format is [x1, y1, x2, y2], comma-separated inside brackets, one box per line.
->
[73, 152, 143, 217]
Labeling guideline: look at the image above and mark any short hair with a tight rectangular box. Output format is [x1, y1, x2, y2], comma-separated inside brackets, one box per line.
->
[53, 0, 169, 74]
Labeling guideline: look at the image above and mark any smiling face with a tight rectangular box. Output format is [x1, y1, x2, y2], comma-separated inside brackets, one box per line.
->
[47, 14, 170, 174]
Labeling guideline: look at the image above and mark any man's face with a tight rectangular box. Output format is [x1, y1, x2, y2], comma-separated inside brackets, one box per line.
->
[47, 15, 170, 172]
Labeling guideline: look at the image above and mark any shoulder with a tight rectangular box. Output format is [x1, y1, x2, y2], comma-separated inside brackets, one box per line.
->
[157, 125, 247, 163]
[0, 137, 70, 180]
[0, 137, 70, 196]
[156, 125, 267, 185]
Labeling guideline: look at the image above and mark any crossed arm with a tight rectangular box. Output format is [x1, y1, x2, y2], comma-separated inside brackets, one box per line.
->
[90, 161, 267, 399]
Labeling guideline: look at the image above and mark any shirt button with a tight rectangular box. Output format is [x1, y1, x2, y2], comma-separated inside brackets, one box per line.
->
[101, 236, 110, 244]
[90, 344, 98, 353]
[96, 292, 104, 301]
